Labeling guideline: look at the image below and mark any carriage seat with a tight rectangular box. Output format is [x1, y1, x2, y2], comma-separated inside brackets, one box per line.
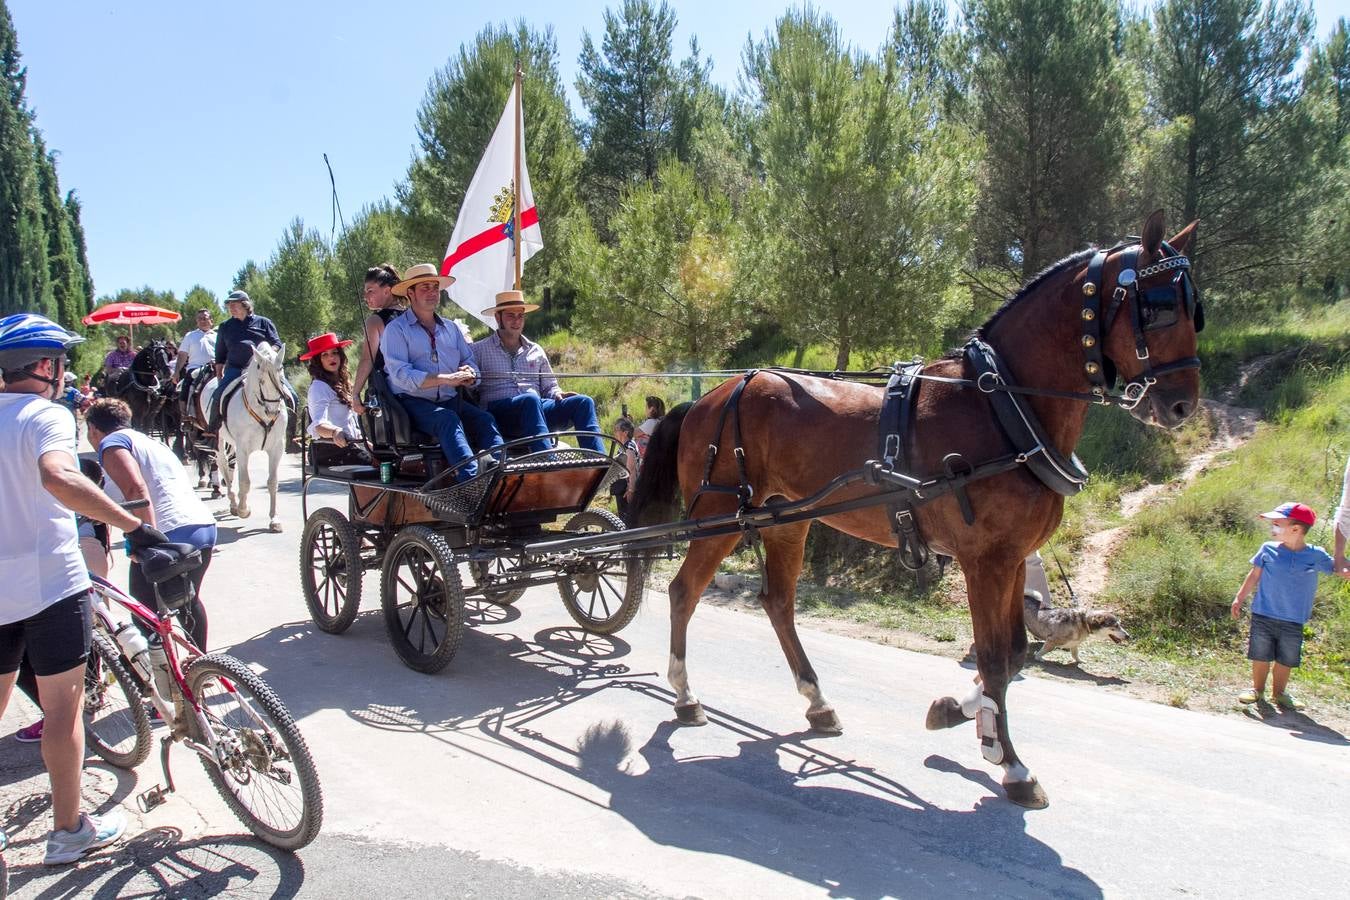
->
[362, 370, 439, 454]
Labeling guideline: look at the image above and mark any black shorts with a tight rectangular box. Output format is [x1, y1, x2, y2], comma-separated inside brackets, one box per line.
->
[0, 589, 94, 677]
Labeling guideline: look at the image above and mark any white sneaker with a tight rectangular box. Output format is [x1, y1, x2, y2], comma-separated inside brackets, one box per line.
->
[43, 810, 126, 865]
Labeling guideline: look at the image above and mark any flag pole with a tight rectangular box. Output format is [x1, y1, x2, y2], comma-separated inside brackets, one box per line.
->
[512, 60, 523, 292]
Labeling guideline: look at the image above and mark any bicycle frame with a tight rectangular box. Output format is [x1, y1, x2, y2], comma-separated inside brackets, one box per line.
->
[87, 572, 246, 805]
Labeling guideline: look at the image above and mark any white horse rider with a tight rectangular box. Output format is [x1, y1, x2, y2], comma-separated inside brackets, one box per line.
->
[205, 342, 288, 532]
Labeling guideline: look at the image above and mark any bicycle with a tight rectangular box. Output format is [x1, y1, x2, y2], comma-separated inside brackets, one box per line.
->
[88, 539, 323, 850]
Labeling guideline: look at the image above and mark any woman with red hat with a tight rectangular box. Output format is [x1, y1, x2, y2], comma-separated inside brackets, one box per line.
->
[302, 333, 373, 468]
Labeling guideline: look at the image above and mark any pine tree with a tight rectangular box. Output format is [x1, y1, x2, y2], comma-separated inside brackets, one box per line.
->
[263, 219, 332, 352]
[965, 0, 1133, 286]
[741, 8, 975, 369]
[0, 1, 51, 316]
[1141, 0, 1315, 295]
[64, 190, 94, 310]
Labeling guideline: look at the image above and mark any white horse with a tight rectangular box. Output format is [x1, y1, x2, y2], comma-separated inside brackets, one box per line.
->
[208, 343, 289, 532]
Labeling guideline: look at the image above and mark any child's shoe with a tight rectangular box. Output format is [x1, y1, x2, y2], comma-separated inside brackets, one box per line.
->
[15, 719, 44, 742]
[1238, 689, 1263, 704]
[1273, 692, 1305, 711]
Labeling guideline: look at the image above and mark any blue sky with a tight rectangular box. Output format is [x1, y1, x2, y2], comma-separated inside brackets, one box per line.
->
[9, 0, 1347, 303]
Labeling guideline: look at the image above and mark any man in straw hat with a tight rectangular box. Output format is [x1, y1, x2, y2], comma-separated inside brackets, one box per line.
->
[380, 264, 503, 481]
[471, 290, 603, 454]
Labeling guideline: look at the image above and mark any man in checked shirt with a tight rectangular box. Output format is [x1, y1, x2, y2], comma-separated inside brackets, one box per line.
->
[471, 291, 604, 454]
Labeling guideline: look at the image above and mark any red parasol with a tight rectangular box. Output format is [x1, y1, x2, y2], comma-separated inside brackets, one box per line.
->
[82, 302, 181, 343]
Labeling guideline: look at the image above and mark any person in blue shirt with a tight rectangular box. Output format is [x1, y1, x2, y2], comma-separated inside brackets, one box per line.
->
[205, 290, 296, 434]
[379, 264, 503, 481]
[1230, 502, 1346, 710]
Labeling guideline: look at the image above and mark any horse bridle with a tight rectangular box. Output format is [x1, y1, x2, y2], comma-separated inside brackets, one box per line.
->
[1079, 240, 1204, 409]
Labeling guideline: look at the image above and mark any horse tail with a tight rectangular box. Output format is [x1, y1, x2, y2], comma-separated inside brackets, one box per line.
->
[630, 401, 692, 527]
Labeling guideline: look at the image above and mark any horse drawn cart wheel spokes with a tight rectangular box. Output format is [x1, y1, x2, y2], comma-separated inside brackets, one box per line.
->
[380, 525, 466, 673]
[300, 507, 365, 634]
[558, 509, 645, 635]
[470, 553, 527, 606]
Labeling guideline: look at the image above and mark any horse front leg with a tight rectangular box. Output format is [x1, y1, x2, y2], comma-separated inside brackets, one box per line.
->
[266, 443, 282, 532]
[217, 439, 239, 517]
[759, 522, 841, 733]
[927, 555, 1047, 808]
[235, 448, 253, 519]
[666, 532, 741, 726]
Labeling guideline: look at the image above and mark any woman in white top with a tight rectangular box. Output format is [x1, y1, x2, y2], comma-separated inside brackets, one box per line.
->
[636, 395, 666, 458]
[86, 398, 215, 649]
[303, 332, 373, 468]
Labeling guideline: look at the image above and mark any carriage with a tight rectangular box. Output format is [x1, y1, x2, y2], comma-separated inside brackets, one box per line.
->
[298, 376, 647, 673]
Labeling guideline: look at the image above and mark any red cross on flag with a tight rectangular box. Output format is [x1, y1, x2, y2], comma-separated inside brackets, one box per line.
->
[441, 77, 542, 329]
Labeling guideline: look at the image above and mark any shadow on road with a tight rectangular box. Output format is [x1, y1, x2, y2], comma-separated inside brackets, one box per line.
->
[1243, 700, 1349, 746]
[220, 611, 1101, 898]
[5, 827, 306, 898]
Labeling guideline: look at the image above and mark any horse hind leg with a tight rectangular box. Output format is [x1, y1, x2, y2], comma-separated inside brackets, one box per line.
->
[666, 531, 741, 726]
[757, 522, 841, 734]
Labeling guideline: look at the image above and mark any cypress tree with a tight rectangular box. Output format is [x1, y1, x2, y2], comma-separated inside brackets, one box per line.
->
[34, 132, 85, 331]
[0, 0, 52, 315]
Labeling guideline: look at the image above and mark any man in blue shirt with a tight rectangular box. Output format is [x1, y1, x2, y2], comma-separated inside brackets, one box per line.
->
[381, 264, 503, 481]
[205, 291, 295, 434]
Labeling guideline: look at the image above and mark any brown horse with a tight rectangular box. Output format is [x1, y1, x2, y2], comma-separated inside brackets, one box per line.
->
[632, 211, 1202, 809]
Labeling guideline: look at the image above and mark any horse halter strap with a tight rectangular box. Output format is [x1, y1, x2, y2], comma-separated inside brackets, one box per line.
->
[1079, 242, 1201, 410]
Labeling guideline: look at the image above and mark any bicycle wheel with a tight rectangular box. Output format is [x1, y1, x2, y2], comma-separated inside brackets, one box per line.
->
[300, 507, 364, 633]
[84, 633, 153, 769]
[557, 509, 645, 634]
[186, 653, 323, 850]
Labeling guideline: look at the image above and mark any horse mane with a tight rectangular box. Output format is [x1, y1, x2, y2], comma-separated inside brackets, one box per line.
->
[943, 249, 1097, 360]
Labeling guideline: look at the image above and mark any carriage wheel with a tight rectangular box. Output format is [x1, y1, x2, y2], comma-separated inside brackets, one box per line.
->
[300, 508, 364, 634]
[470, 554, 527, 606]
[558, 509, 645, 635]
[380, 526, 465, 674]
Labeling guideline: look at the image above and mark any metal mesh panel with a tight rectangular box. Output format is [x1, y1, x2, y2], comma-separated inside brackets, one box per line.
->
[421, 471, 496, 522]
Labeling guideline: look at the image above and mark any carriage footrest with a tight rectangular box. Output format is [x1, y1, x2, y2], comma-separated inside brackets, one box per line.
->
[323, 464, 379, 480]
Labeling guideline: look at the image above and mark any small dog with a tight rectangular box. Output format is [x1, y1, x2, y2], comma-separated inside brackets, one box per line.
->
[1023, 591, 1130, 664]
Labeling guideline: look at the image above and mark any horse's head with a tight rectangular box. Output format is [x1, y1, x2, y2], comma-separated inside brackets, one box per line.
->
[1090, 210, 1203, 429]
[146, 339, 174, 376]
[247, 342, 287, 398]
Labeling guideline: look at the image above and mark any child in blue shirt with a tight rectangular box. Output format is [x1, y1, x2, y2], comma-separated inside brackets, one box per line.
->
[1231, 502, 1343, 709]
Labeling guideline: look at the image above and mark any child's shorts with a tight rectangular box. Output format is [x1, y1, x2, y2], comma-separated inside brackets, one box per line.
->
[1248, 613, 1304, 668]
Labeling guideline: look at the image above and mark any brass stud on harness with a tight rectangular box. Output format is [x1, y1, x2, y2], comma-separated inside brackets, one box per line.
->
[1082, 282, 1097, 297]
[1085, 362, 1101, 375]
[1081, 308, 1096, 321]
[1081, 335, 1096, 348]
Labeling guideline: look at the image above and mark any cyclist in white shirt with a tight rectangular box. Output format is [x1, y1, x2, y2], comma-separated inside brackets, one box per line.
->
[0, 314, 171, 865]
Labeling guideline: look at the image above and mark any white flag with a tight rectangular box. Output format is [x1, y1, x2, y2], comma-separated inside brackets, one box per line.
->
[442, 82, 543, 329]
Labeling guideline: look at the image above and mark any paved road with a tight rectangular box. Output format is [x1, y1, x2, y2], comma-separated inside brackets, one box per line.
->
[3, 454, 1348, 898]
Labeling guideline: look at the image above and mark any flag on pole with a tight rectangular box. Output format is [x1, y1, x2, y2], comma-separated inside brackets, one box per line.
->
[442, 81, 542, 329]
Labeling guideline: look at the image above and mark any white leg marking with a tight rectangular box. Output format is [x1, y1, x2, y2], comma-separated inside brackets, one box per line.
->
[668, 653, 696, 707]
[959, 679, 983, 718]
[797, 677, 829, 713]
[1002, 762, 1032, 785]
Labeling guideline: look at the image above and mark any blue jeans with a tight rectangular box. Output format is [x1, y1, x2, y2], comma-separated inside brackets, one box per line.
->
[399, 394, 503, 481]
[486, 393, 603, 453]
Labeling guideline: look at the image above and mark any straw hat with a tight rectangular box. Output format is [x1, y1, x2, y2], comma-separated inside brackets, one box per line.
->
[299, 332, 354, 361]
[480, 290, 540, 316]
[393, 263, 456, 298]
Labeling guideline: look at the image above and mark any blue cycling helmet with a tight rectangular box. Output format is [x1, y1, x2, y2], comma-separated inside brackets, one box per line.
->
[0, 313, 84, 373]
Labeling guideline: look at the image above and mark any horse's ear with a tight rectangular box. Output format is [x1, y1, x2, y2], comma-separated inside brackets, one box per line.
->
[1141, 209, 1165, 258]
[1167, 219, 1199, 256]
[278, 342, 287, 363]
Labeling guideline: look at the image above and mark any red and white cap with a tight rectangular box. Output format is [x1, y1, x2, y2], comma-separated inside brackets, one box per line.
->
[1259, 502, 1316, 527]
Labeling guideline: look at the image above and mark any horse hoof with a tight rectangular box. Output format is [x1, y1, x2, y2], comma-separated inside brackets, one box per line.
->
[237, 508, 251, 519]
[674, 703, 707, 726]
[1004, 778, 1049, 809]
[925, 696, 968, 730]
[211, 489, 223, 499]
[806, 708, 843, 734]
[269, 521, 283, 533]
